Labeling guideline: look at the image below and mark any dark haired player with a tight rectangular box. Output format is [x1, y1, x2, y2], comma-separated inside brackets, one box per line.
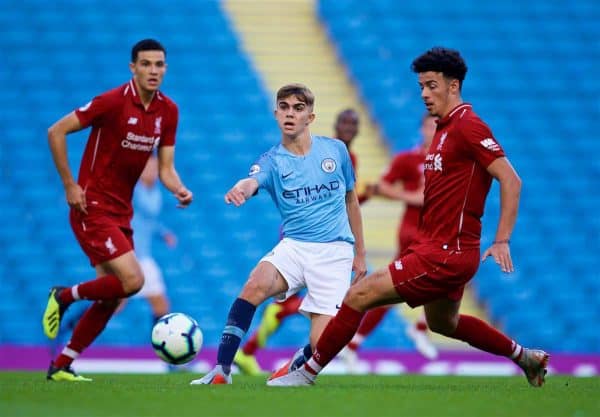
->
[268, 47, 549, 387]
[43, 39, 192, 381]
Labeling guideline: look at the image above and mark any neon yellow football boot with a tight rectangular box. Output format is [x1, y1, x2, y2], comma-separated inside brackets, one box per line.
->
[234, 350, 262, 376]
[42, 286, 70, 339]
[47, 362, 92, 382]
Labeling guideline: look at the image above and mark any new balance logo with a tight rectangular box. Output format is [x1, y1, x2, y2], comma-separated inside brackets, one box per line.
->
[127, 117, 138, 125]
[480, 138, 500, 152]
[394, 260, 403, 270]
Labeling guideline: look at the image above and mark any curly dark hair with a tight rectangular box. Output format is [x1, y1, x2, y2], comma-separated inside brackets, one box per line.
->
[411, 47, 468, 89]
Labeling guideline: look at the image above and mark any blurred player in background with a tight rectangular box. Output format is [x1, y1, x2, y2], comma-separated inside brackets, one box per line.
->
[43, 39, 193, 382]
[233, 108, 375, 376]
[268, 47, 549, 387]
[129, 153, 177, 323]
[339, 113, 439, 371]
[191, 84, 366, 385]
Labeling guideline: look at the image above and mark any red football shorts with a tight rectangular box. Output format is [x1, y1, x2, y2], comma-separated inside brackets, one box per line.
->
[70, 209, 134, 267]
[388, 243, 480, 307]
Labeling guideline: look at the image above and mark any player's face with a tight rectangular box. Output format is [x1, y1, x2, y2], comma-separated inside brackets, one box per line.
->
[335, 112, 359, 146]
[130, 50, 167, 93]
[418, 71, 457, 118]
[274, 95, 315, 139]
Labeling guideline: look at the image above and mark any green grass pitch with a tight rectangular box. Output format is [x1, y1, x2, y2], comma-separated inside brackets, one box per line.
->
[1, 372, 598, 417]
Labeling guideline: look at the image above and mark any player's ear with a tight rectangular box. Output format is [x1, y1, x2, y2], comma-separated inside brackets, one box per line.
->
[307, 111, 316, 125]
[129, 62, 135, 74]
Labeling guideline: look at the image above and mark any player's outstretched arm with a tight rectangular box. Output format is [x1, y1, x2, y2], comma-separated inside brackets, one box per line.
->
[481, 157, 522, 273]
[377, 180, 425, 206]
[224, 178, 259, 207]
[157, 146, 193, 208]
[48, 112, 88, 214]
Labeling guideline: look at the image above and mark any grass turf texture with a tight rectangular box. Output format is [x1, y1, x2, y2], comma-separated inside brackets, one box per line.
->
[1, 372, 598, 417]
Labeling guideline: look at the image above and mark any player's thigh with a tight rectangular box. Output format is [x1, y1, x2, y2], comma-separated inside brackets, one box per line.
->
[345, 267, 403, 311]
[240, 261, 289, 305]
[424, 297, 462, 335]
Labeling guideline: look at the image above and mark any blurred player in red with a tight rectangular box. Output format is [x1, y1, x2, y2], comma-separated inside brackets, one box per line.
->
[268, 47, 549, 387]
[340, 113, 439, 371]
[42, 39, 193, 382]
[233, 108, 374, 375]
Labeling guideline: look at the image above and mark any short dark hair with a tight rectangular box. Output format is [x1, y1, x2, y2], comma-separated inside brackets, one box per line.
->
[276, 83, 315, 108]
[335, 108, 359, 124]
[411, 47, 468, 89]
[131, 39, 166, 62]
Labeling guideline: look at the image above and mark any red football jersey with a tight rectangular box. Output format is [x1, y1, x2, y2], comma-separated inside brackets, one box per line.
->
[74, 79, 178, 223]
[420, 103, 505, 249]
[382, 147, 425, 232]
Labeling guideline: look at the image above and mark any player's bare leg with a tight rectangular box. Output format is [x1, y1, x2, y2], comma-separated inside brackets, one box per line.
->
[268, 268, 402, 386]
[191, 262, 288, 385]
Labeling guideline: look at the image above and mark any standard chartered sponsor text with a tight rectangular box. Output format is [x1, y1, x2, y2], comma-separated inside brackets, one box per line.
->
[121, 132, 159, 151]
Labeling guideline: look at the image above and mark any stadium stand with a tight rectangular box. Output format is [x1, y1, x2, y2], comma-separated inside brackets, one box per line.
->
[0, 0, 597, 354]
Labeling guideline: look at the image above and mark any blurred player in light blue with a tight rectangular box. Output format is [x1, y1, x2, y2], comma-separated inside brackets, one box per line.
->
[130, 154, 177, 323]
[191, 83, 367, 385]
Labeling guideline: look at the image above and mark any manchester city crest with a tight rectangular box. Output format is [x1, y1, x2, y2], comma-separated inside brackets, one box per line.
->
[321, 158, 336, 173]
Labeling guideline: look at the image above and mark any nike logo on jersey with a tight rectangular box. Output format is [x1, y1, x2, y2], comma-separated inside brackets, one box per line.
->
[282, 172, 293, 179]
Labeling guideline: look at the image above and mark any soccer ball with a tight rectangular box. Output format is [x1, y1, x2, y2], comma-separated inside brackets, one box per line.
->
[151, 312, 203, 365]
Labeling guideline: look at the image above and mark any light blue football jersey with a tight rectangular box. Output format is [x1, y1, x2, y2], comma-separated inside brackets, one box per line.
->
[249, 135, 356, 243]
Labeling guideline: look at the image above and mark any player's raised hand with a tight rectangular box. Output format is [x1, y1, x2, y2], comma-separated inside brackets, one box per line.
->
[174, 186, 193, 208]
[65, 182, 87, 214]
[224, 186, 247, 206]
[481, 241, 514, 273]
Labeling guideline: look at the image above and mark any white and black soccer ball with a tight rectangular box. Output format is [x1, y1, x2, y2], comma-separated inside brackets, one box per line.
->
[151, 312, 203, 365]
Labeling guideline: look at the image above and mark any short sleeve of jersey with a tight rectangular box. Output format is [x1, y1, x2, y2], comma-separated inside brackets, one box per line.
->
[339, 141, 356, 191]
[461, 117, 505, 167]
[74, 92, 119, 129]
[159, 102, 178, 147]
[382, 153, 409, 183]
[248, 152, 274, 191]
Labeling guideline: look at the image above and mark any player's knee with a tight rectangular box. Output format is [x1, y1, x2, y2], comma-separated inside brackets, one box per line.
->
[345, 284, 371, 312]
[240, 277, 270, 305]
[122, 273, 145, 295]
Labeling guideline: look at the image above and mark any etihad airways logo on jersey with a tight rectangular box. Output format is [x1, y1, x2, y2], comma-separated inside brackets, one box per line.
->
[424, 153, 443, 172]
[480, 138, 500, 152]
[282, 181, 340, 204]
[122, 132, 160, 152]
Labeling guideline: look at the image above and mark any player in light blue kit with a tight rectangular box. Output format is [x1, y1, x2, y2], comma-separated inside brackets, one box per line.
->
[191, 83, 367, 385]
[130, 154, 177, 323]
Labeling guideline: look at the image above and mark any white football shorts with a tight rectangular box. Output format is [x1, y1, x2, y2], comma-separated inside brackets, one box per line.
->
[259, 238, 354, 317]
[136, 257, 166, 297]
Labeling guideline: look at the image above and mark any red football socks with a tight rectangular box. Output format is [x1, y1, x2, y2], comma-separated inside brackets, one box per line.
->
[449, 314, 515, 357]
[59, 275, 128, 304]
[312, 303, 365, 368]
[348, 305, 390, 351]
[275, 295, 303, 320]
[54, 300, 119, 368]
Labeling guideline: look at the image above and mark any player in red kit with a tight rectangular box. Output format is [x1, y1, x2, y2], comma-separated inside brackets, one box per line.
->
[340, 114, 439, 370]
[42, 39, 193, 381]
[268, 47, 549, 387]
